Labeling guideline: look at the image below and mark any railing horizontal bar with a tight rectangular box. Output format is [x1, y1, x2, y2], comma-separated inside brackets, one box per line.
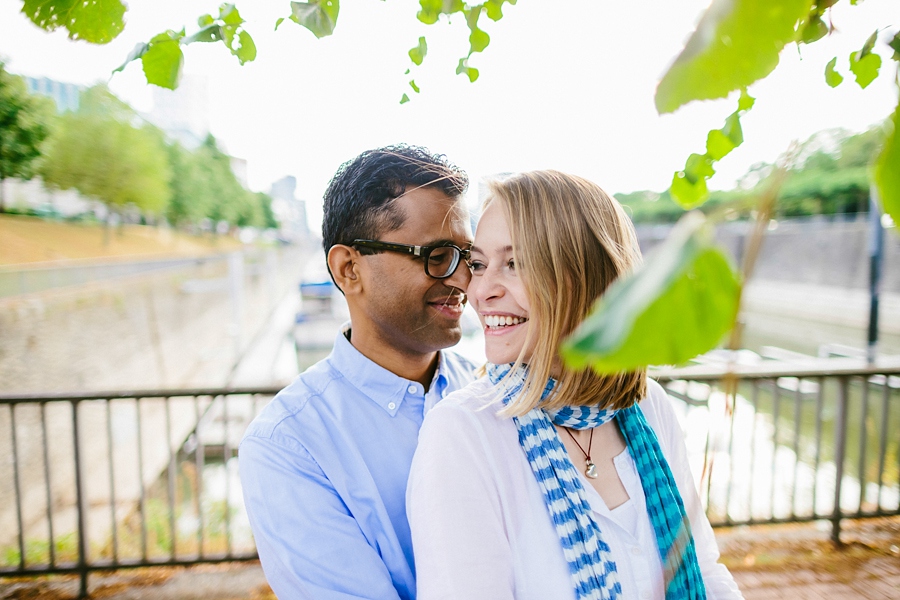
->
[654, 360, 900, 381]
[0, 386, 283, 404]
[0, 553, 260, 576]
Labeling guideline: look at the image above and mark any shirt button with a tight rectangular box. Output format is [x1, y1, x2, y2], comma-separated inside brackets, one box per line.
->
[407, 385, 417, 394]
[631, 546, 641, 556]
[387, 402, 396, 410]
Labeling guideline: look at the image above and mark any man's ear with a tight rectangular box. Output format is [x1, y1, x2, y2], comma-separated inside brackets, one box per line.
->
[327, 244, 363, 295]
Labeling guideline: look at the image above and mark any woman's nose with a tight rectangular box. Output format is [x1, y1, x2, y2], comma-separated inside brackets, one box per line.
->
[470, 268, 502, 304]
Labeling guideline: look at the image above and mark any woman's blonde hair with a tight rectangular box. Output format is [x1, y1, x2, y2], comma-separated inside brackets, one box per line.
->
[486, 170, 646, 415]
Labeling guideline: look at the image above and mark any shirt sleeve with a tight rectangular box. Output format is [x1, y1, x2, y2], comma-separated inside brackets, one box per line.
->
[647, 382, 744, 599]
[406, 402, 516, 600]
[239, 434, 403, 600]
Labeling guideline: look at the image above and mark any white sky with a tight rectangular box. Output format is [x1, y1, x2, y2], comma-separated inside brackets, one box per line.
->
[1, 0, 897, 228]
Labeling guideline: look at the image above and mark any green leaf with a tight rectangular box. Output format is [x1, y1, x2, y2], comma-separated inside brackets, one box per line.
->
[219, 4, 244, 26]
[655, 0, 814, 114]
[800, 14, 829, 44]
[290, 0, 340, 39]
[235, 30, 257, 64]
[456, 58, 479, 82]
[824, 57, 844, 87]
[112, 42, 149, 74]
[888, 32, 900, 60]
[670, 171, 709, 209]
[849, 49, 881, 88]
[409, 80, 420, 93]
[409, 36, 428, 66]
[400, 93, 410, 104]
[469, 28, 491, 54]
[184, 24, 223, 44]
[875, 101, 900, 232]
[737, 89, 755, 111]
[141, 36, 184, 90]
[561, 212, 741, 373]
[22, 0, 127, 44]
[198, 14, 215, 27]
[465, 7, 490, 54]
[275, 17, 285, 30]
[706, 129, 737, 161]
[858, 29, 878, 58]
[684, 152, 716, 182]
[417, 0, 463, 24]
[484, 0, 506, 21]
[721, 110, 743, 146]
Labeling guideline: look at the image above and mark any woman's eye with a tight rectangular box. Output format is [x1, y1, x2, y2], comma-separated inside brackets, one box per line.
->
[469, 260, 486, 273]
[507, 259, 516, 271]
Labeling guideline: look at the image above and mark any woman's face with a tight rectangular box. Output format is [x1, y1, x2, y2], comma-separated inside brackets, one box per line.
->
[468, 202, 537, 365]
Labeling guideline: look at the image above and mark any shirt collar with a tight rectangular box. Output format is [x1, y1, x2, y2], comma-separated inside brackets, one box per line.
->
[329, 325, 447, 416]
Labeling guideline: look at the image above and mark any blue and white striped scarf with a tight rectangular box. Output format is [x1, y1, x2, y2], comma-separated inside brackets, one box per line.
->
[487, 362, 706, 600]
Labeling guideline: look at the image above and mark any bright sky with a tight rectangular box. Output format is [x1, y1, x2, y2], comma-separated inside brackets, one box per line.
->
[1, 0, 897, 228]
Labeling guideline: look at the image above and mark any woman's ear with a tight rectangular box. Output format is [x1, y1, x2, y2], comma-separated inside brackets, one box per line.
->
[327, 244, 363, 296]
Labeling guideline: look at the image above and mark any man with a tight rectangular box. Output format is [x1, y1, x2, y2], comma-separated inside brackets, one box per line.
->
[239, 145, 476, 600]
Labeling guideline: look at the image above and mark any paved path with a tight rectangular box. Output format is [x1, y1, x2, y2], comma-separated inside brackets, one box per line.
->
[3, 518, 899, 599]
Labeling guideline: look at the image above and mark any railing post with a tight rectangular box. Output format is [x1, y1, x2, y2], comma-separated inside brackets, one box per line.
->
[72, 399, 89, 598]
[831, 377, 850, 545]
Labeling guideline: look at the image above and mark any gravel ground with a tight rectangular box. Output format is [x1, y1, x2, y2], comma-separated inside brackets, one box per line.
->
[2, 517, 899, 599]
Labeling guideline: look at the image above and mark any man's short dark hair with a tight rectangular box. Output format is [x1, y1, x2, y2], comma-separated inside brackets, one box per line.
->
[322, 144, 468, 257]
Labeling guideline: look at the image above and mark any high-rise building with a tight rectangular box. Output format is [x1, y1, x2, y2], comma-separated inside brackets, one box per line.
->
[24, 76, 81, 113]
[148, 75, 210, 149]
[269, 176, 310, 241]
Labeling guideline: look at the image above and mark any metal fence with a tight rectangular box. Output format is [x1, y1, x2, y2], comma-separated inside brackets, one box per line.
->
[0, 386, 280, 598]
[655, 360, 900, 540]
[1, 361, 898, 596]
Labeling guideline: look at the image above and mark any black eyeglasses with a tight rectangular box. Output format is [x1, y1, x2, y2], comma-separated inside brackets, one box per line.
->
[350, 239, 471, 279]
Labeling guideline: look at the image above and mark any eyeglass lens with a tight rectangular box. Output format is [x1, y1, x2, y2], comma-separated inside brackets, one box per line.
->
[425, 246, 460, 278]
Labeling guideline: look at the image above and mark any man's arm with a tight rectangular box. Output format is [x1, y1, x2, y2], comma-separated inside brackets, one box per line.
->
[239, 434, 403, 600]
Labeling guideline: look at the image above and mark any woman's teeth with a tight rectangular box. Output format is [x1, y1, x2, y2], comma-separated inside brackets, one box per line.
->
[484, 315, 527, 328]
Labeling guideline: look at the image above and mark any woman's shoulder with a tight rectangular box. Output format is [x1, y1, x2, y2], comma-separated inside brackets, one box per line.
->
[422, 377, 509, 435]
[637, 376, 683, 447]
[434, 376, 503, 413]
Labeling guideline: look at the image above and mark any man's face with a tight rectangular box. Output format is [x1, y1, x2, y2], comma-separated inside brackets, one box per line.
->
[356, 187, 473, 357]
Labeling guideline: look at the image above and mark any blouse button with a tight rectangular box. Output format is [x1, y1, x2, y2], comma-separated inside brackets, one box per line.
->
[407, 385, 417, 394]
[388, 402, 397, 410]
[631, 546, 642, 556]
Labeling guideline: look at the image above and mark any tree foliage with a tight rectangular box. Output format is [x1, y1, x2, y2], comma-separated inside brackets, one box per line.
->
[619, 127, 884, 223]
[0, 61, 53, 212]
[165, 135, 274, 230]
[40, 86, 172, 218]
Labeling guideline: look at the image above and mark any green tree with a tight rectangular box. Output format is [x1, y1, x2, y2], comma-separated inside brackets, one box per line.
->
[0, 61, 53, 212]
[165, 141, 212, 228]
[40, 85, 171, 231]
[196, 134, 247, 230]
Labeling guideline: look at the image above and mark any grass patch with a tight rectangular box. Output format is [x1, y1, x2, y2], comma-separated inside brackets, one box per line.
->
[0, 215, 241, 266]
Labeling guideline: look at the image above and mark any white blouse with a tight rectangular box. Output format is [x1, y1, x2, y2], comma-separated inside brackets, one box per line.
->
[407, 377, 743, 600]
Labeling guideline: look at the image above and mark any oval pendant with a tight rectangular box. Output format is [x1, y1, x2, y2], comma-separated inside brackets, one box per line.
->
[585, 460, 599, 479]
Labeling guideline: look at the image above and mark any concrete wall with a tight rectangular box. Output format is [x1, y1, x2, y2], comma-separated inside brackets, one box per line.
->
[635, 217, 900, 292]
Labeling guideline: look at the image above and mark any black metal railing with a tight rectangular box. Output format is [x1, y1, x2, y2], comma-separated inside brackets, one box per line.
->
[0, 386, 280, 598]
[1, 359, 898, 596]
[654, 359, 900, 543]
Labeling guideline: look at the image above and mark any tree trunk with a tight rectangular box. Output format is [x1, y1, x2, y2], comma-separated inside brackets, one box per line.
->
[0, 177, 6, 213]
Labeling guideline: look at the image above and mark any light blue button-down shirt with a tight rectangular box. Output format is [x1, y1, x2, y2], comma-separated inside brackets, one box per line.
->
[239, 329, 475, 600]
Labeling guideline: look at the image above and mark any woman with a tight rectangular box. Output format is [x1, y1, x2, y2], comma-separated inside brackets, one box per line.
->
[406, 171, 741, 599]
